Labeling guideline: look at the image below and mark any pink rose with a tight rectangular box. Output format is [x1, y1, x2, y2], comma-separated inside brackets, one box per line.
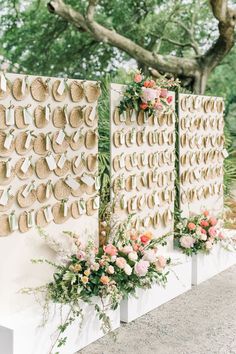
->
[134, 260, 149, 277]
[103, 244, 117, 257]
[166, 96, 173, 104]
[209, 217, 217, 226]
[160, 88, 168, 98]
[188, 222, 196, 231]
[203, 210, 209, 217]
[205, 241, 213, 250]
[180, 235, 195, 249]
[154, 99, 163, 111]
[200, 220, 209, 227]
[116, 257, 127, 269]
[201, 228, 207, 234]
[76, 250, 86, 260]
[134, 73, 142, 83]
[208, 227, 217, 238]
[141, 87, 157, 103]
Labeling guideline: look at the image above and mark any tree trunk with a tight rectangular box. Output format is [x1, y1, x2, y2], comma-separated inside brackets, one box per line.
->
[192, 71, 209, 95]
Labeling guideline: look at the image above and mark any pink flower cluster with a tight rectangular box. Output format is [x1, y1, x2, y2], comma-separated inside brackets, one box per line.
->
[178, 210, 225, 253]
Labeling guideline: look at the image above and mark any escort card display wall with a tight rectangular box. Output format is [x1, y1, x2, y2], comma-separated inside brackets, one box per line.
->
[178, 93, 225, 218]
[0, 72, 100, 237]
[110, 84, 176, 239]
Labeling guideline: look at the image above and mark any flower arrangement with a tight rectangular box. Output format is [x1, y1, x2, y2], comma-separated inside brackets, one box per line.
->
[119, 71, 179, 117]
[174, 210, 225, 256]
[26, 219, 170, 352]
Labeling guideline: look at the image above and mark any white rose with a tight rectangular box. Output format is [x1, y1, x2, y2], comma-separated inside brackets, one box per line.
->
[128, 251, 138, 261]
[142, 249, 157, 263]
[124, 264, 132, 276]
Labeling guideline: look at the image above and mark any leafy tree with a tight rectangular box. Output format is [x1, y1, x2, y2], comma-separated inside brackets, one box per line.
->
[1, 0, 236, 94]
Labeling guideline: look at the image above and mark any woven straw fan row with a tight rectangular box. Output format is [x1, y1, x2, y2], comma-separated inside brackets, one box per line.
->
[180, 166, 223, 185]
[0, 104, 97, 130]
[0, 195, 99, 236]
[180, 183, 223, 204]
[128, 209, 173, 229]
[180, 95, 224, 113]
[0, 172, 100, 212]
[0, 75, 101, 103]
[0, 129, 98, 158]
[113, 107, 174, 127]
[180, 149, 227, 167]
[180, 114, 224, 131]
[0, 152, 98, 185]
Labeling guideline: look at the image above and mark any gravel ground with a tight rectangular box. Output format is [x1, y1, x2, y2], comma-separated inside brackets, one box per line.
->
[79, 265, 236, 354]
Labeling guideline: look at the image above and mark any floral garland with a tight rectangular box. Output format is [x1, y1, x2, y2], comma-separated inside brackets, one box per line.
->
[26, 219, 171, 352]
[119, 71, 179, 117]
[174, 210, 225, 256]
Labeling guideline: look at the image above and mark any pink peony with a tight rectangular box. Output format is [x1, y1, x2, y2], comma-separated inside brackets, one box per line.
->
[134, 260, 149, 277]
[208, 227, 217, 238]
[180, 235, 195, 249]
[134, 73, 142, 83]
[141, 87, 157, 103]
[160, 88, 168, 98]
[188, 222, 196, 231]
[205, 241, 213, 250]
[209, 217, 217, 226]
[103, 244, 117, 257]
[116, 257, 127, 269]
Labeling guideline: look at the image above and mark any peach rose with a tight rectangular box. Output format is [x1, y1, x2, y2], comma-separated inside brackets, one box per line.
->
[81, 276, 89, 284]
[134, 73, 142, 83]
[209, 217, 217, 226]
[200, 220, 209, 227]
[188, 222, 196, 231]
[203, 210, 209, 217]
[100, 275, 110, 285]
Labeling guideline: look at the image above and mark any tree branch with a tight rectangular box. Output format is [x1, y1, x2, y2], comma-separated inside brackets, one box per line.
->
[47, 0, 199, 77]
[161, 37, 199, 55]
[202, 0, 236, 71]
[86, 0, 98, 22]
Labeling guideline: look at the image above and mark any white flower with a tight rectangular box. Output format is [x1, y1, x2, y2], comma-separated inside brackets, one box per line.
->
[124, 264, 132, 276]
[142, 249, 157, 263]
[128, 251, 138, 261]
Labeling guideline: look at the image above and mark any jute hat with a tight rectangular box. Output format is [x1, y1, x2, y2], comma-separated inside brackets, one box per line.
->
[52, 106, 68, 128]
[30, 77, 49, 102]
[36, 181, 52, 203]
[51, 131, 69, 154]
[36, 208, 48, 227]
[86, 153, 98, 172]
[15, 157, 34, 180]
[0, 76, 10, 100]
[70, 129, 84, 151]
[15, 131, 34, 155]
[34, 105, 50, 129]
[18, 212, 30, 233]
[83, 105, 98, 127]
[0, 214, 11, 237]
[15, 106, 28, 129]
[54, 155, 71, 177]
[12, 77, 29, 101]
[70, 81, 84, 102]
[84, 82, 101, 103]
[69, 106, 84, 128]
[52, 201, 71, 224]
[84, 130, 98, 150]
[0, 189, 14, 212]
[33, 133, 48, 155]
[0, 131, 15, 157]
[35, 157, 51, 179]
[17, 184, 36, 208]
[52, 79, 67, 102]
[53, 179, 71, 200]
[0, 105, 7, 130]
[0, 160, 15, 185]
[86, 196, 99, 216]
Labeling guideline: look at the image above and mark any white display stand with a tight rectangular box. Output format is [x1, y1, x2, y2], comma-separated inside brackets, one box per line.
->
[192, 229, 236, 285]
[0, 301, 120, 354]
[120, 252, 192, 323]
